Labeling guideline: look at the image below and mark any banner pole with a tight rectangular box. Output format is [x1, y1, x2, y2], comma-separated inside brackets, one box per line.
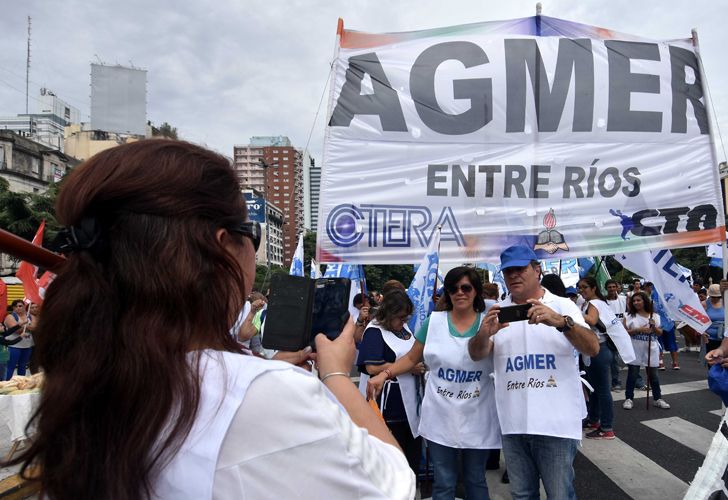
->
[432, 225, 442, 306]
[692, 28, 728, 324]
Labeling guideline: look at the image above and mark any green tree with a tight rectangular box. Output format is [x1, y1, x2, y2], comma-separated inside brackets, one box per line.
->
[151, 122, 179, 140]
[0, 177, 61, 243]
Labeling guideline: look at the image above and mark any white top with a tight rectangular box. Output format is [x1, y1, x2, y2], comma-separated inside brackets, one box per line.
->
[492, 289, 591, 440]
[625, 314, 662, 367]
[606, 295, 627, 320]
[229, 302, 252, 348]
[420, 312, 501, 449]
[154, 350, 415, 500]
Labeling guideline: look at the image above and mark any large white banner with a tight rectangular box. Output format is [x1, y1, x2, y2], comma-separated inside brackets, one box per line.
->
[617, 249, 711, 332]
[317, 16, 724, 264]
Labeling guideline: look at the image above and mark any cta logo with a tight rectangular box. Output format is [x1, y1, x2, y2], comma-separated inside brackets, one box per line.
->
[326, 203, 464, 248]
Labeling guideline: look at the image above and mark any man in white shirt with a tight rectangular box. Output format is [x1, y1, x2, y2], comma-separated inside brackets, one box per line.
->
[469, 245, 599, 500]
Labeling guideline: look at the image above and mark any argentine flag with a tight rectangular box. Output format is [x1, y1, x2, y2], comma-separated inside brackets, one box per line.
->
[407, 227, 441, 335]
[289, 234, 305, 277]
[310, 259, 322, 279]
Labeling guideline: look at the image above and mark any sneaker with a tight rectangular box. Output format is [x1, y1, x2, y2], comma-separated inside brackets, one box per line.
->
[673, 365, 681, 370]
[638, 385, 649, 391]
[658, 363, 666, 371]
[583, 420, 600, 430]
[611, 384, 623, 391]
[653, 399, 671, 409]
[623, 399, 634, 410]
[585, 428, 616, 440]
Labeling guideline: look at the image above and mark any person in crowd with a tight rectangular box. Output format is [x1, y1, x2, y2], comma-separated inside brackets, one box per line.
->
[628, 278, 642, 297]
[699, 288, 708, 304]
[370, 290, 383, 304]
[605, 279, 627, 390]
[483, 282, 499, 308]
[4, 300, 32, 380]
[540, 273, 567, 298]
[622, 292, 671, 410]
[357, 290, 424, 476]
[469, 245, 598, 500]
[643, 282, 680, 370]
[26, 302, 41, 373]
[231, 291, 265, 348]
[353, 292, 373, 344]
[692, 280, 704, 295]
[565, 286, 579, 304]
[704, 284, 725, 356]
[578, 277, 616, 439]
[246, 292, 267, 356]
[4, 140, 415, 500]
[382, 279, 407, 296]
[369, 266, 501, 500]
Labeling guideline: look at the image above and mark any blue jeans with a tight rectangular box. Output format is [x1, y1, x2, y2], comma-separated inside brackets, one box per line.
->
[502, 434, 579, 500]
[428, 440, 489, 500]
[610, 347, 620, 387]
[6, 347, 31, 380]
[586, 343, 614, 431]
[625, 365, 661, 401]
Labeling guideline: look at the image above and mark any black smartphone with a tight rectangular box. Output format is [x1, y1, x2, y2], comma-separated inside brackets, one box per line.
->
[262, 275, 351, 352]
[497, 303, 533, 323]
[310, 278, 351, 343]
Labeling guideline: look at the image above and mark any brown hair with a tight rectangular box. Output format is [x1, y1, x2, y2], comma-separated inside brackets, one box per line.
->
[374, 289, 413, 332]
[627, 291, 654, 316]
[6, 140, 249, 499]
[482, 283, 499, 300]
[381, 279, 406, 295]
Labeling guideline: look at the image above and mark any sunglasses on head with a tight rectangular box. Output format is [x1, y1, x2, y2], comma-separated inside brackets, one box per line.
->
[231, 221, 262, 251]
[447, 283, 474, 294]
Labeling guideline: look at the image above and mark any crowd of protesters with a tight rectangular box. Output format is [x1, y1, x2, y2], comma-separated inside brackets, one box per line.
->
[1, 140, 725, 500]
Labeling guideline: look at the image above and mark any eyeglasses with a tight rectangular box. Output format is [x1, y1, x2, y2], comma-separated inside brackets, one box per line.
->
[447, 283, 474, 294]
[231, 221, 261, 251]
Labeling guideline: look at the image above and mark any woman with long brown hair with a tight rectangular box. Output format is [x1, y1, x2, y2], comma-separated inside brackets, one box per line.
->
[5, 140, 414, 499]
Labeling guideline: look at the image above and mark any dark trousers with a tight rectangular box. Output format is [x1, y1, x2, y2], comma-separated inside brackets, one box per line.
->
[388, 420, 423, 476]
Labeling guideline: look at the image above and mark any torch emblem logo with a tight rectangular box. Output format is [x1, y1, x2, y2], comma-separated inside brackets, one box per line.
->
[534, 209, 569, 254]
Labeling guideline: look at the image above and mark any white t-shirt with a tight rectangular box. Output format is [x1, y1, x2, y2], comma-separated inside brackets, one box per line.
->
[625, 314, 662, 367]
[606, 295, 627, 320]
[213, 369, 415, 499]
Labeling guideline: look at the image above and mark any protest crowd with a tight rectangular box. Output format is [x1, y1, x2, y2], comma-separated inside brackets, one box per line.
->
[0, 9, 727, 500]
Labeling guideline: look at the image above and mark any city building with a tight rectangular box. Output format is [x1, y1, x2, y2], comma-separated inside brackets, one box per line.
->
[234, 136, 304, 267]
[0, 88, 80, 152]
[64, 123, 147, 161]
[308, 157, 321, 232]
[243, 188, 283, 267]
[0, 130, 79, 193]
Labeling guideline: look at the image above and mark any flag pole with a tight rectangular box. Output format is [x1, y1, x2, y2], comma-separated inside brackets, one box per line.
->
[432, 225, 442, 305]
[0, 228, 64, 271]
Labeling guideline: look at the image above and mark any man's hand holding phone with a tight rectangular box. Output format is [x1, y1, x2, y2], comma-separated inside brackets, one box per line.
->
[706, 348, 728, 368]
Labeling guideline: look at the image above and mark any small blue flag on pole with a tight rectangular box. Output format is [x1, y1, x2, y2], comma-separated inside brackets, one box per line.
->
[289, 234, 304, 277]
[407, 227, 441, 335]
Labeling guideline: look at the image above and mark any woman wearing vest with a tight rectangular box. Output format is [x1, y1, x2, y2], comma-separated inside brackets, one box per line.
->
[357, 289, 425, 476]
[4, 300, 32, 380]
[578, 277, 615, 439]
[4, 140, 415, 500]
[622, 291, 671, 410]
[369, 267, 501, 500]
[705, 284, 725, 355]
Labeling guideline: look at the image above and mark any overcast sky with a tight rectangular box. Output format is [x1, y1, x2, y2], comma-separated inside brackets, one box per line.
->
[1, 0, 726, 164]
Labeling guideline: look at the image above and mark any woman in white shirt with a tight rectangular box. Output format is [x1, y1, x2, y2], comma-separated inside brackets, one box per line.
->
[4, 140, 415, 500]
[622, 291, 671, 410]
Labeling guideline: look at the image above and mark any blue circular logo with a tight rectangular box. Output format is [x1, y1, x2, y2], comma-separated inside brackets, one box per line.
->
[327, 204, 364, 247]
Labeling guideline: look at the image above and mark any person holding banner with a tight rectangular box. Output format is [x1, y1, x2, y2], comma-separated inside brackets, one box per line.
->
[469, 245, 598, 500]
[4, 140, 415, 500]
[368, 267, 501, 500]
[622, 292, 671, 410]
[578, 277, 616, 440]
[357, 290, 424, 476]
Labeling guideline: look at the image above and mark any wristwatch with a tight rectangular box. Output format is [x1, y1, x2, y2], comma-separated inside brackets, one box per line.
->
[556, 315, 574, 333]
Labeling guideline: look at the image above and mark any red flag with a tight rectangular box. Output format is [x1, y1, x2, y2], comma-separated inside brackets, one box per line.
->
[0, 281, 7, 312]
[16, 220, 45, 305]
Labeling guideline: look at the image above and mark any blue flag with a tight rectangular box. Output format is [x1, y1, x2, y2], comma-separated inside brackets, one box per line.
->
[289, 234, 304, 277]
[407, 228, 440, 335]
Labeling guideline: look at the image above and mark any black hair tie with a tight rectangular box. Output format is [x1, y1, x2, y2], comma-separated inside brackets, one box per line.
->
[59, 216, 103, 253]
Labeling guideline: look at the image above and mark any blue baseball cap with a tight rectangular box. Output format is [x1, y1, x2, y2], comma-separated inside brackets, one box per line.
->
[565, 286, 578, 296]
[500, 245, 538, 270]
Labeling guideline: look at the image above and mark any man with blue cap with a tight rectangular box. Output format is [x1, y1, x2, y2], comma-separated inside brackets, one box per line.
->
[469, 244, 599, 500]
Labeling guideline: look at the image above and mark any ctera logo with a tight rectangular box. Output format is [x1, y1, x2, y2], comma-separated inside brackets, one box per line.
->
[326, 203, 465, 248]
